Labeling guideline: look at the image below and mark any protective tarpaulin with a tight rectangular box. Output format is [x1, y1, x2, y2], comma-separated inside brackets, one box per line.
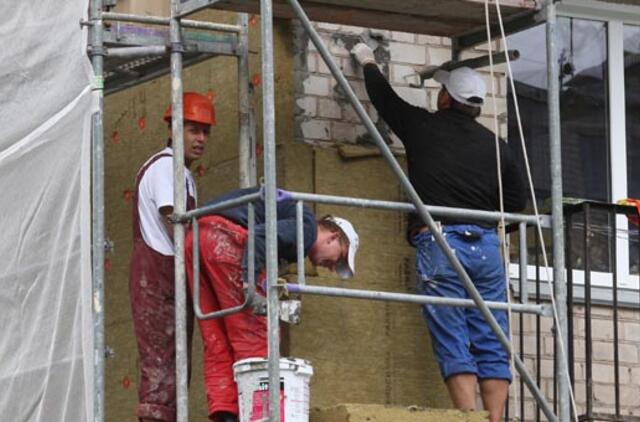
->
[0, 1, 95, 421]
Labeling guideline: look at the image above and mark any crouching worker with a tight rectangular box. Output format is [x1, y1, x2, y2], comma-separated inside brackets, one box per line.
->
[184, 187, 360, 422]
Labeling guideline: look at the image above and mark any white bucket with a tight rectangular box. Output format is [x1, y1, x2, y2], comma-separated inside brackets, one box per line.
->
[233, 357, 313, 422]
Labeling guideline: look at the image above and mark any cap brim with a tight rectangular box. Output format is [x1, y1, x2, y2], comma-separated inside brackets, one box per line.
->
[336, 243, 356, 279]
[327, 216, 358, 279]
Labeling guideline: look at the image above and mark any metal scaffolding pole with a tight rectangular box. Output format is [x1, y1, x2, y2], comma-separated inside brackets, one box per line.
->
[287, 191, 547, 226]
[519, 222, 529, 304]
[89, 0, 105, 420]
[238, 13, 252, 188]
[101, 11, 242, 32]
[284, 0, 556, 420]
[105, 45, 167, 57]
[285, 284, 550, 316]
[296, 201, 306, 285]
[546, 3, 570, 422]
[259, 0, 282, 420]
[169, 0, 189, 420]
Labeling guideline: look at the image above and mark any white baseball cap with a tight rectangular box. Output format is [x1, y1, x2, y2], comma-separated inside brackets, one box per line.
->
[434, 67, 486, 108]
[326, 216, 359, 279]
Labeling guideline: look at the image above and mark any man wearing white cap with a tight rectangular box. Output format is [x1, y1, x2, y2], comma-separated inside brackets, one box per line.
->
[351, 43, 525, 422]
[184, 187, 359, 422]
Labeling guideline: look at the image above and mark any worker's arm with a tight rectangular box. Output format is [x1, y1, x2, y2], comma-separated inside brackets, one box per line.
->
[145, 156, 177, 242]
[159, 205, 174, 241]
[363, 63, 416, 138]
[351, 43, 421, 141]
[500, 140, 527, 212]
[241, 204, 316, 284]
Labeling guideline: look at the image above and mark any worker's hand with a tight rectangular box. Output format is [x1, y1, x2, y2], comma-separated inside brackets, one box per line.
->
[351, 43, 376, 66]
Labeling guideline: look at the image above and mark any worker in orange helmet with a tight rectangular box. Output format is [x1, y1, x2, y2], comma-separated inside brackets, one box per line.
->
[129, 92, 215, 422]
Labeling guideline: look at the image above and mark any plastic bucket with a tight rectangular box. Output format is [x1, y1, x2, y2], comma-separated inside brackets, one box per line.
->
[233, 357, 313, 422]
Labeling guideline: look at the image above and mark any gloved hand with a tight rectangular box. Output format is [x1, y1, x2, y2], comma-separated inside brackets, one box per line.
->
[351, 43, 376, 66]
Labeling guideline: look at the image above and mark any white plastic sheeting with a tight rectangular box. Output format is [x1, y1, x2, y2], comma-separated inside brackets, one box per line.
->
[0, 1, 95, 421]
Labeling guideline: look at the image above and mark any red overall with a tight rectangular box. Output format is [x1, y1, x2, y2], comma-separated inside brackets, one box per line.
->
[129, 153, 195, 422]
[185, 215, 268, 418]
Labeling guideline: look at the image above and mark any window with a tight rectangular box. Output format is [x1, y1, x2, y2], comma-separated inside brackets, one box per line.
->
[505, 14, 639, 291]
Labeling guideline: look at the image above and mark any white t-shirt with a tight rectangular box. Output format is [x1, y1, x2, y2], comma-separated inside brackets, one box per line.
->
[137, 147, 198, 256]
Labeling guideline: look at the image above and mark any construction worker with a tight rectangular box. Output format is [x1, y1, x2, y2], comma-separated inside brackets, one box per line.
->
[184, 187, 360, 422]
[350, 43, 526, 422]
[129, 92, 215, 422]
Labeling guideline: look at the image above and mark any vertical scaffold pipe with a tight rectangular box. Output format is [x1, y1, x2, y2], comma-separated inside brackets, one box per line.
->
[89, 0, 105, 420]
[546, 3, 570, 422]
[259, 0, 281, 420]
[169, 1, 189, 420]
[285, 0, 556, 420]
[238, 13, 252, 188]
[519, 222, 529, 304]
[296, 201, 305, 285]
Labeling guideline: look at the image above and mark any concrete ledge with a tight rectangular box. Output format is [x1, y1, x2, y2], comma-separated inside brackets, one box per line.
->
[311, 404, 489, 422]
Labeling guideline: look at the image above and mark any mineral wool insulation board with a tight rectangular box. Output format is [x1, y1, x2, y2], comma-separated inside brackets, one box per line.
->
[210, 0, 538, 36]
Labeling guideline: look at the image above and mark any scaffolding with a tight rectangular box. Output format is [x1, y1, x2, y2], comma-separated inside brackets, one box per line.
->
[87, 0, 572, 421]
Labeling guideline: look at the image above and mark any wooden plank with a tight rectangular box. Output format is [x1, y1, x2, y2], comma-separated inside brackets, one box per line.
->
[211, 0, 538, 36]
[301, 0, 535, 18]
[464, 0, 537, 8]
[112, 0, 170, 17]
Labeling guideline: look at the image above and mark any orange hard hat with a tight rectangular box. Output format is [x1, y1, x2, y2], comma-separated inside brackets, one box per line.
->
[163, 92, 216, 126]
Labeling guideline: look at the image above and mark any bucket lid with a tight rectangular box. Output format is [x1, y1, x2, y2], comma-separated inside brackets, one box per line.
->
[233, 357, 313, 377]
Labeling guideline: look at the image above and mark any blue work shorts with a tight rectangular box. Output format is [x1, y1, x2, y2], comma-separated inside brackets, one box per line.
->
[413, 224, 512, 382]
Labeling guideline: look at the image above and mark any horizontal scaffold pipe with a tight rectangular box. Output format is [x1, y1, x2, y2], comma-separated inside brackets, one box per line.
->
[105, 45, 167, 57]
[177, 191, 261, 222]
[177, 190, 547, 226]
[101, 12, 242, 33]
[288, 191, 548, 227]
[284, 284, 552, 316]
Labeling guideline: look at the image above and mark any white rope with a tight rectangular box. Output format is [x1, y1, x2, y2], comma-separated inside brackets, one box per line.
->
[484, 1, 519, 416]
[492, 0, 580, 420]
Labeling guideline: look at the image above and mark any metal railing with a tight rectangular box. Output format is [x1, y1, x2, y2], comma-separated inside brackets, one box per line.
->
[565, 201, 640, 422]
[506, 201, 640, 422]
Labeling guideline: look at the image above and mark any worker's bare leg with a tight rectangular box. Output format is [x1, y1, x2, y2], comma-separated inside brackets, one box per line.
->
[446, 373, 477, 411]
[479, 379, 509, 422]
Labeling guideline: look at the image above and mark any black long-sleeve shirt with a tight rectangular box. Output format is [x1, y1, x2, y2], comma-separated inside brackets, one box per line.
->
[205, 187, 317, 282]
[363, 63, 527, 237]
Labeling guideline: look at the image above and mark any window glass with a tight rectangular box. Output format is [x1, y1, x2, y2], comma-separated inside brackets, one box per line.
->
[507, 19, 611, 272]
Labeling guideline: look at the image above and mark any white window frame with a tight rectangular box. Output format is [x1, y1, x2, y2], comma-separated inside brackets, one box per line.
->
[509, 0, 640, 291]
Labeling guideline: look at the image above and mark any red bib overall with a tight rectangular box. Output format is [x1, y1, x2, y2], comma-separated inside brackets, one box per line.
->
[129, 152, 195, 422]
[185, 215, 268, 418]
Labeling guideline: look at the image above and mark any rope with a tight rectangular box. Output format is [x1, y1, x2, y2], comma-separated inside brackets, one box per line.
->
[483, 1, 520, 415]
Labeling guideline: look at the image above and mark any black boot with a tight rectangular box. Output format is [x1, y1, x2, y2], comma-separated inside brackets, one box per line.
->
[212, 411, 238, 422]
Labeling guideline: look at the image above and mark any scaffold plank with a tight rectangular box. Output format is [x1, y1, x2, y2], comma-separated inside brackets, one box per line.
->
[208, 0, 538, 36]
